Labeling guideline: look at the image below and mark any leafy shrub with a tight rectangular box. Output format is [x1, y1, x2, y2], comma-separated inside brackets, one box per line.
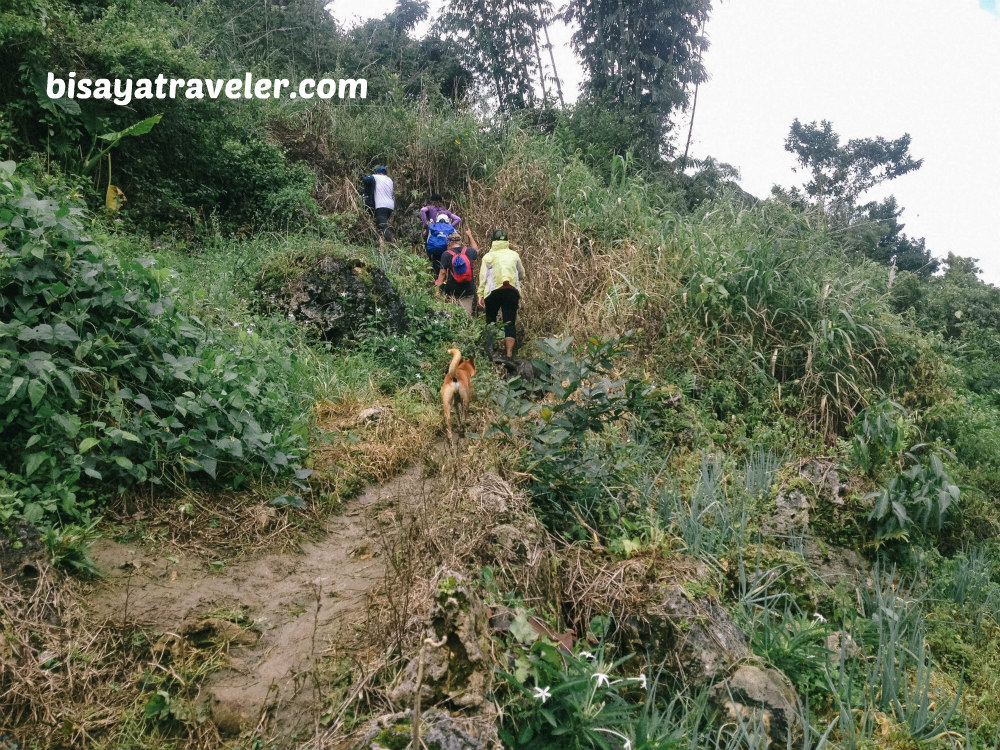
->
[0, 162, 303, 528]
[848, 399, 907, 476]
[494, 336, 672, 540]
[868, 449, 960, 542]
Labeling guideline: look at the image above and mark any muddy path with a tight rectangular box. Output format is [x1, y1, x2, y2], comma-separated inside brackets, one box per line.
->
[81, 461, 435, 740]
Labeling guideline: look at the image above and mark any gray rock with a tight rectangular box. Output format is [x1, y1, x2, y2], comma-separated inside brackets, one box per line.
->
[256, 256, 408, 344]
[800, 459, 843, 506]
[712, 664, 801, 748]
[390, 571, 494, 713]
[805, 543, 869, 587]
[353, 709, 495, 750]
[356, 406, 387, 424]
[766, 486, 810, 538]
[629, 583, 750, 687]
[826, 630, 860, 659]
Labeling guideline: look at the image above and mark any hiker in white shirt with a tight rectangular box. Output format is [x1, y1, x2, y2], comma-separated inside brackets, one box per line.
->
[361, 166, 395, 241]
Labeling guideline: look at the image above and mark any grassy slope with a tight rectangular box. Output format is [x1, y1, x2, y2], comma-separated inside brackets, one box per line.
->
[6, 6, 1000, 742]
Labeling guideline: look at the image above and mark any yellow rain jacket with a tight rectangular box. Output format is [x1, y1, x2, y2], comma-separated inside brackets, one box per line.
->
[477, 241, 524, 299]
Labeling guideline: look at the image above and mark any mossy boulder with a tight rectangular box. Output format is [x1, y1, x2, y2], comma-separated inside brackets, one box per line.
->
[256, 253, 407, 343]
[0, 520, 46, 585]
[711, 664, 801, 748]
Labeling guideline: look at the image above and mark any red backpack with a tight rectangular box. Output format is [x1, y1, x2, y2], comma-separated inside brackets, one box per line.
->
[450, 247, 473, 283]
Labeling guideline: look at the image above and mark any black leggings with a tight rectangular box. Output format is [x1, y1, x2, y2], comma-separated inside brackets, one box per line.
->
[485, 287, 519, 338]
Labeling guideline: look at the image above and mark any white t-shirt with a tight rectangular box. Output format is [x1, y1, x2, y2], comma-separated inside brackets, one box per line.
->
[372, 174, 394, 210]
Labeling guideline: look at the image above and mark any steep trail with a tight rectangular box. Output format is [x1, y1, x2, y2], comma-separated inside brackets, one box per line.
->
[82, 460, 436, 738]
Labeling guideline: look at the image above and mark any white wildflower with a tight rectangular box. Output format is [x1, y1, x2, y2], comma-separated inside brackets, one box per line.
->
[594, 728, 631, 750]
[813, 612, 826, 622]
[579, 651, 595, 660]
[593, 672, 611, 688]
[633, 673, 647, 690]
[532, 685, 551, 703]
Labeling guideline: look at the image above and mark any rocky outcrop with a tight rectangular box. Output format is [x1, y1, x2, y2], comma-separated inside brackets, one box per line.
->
[712, 664, 801, 748]
[623, 577, 750, 687]
[391, 571, 495, 715]
[354, 709, 492, 750]
[656, 584, 750, 685]
[256, 255, 408, 343]
[0, 520, 47, 585]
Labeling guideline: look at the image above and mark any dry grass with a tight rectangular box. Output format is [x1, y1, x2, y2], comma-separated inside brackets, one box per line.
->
[313, 395, 439, 489]
[107, 489, 302, 558]
[304, 445, 557, 748]
[0, 565, 223, 749]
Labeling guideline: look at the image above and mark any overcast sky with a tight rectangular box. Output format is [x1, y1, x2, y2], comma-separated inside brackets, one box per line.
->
[332, 0, 1000, 284]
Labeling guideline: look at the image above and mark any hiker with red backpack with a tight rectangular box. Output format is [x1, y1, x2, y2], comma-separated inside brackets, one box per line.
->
[435, 228, 479, 315]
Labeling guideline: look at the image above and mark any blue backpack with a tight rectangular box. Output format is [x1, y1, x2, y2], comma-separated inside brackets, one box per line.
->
[426, 222, 452, 253]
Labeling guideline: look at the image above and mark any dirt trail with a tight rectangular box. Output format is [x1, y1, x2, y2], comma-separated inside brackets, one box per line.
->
[83, 461, 432, 738]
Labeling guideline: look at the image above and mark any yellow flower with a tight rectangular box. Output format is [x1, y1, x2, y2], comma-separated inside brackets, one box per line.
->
[454, 139, 461, 145]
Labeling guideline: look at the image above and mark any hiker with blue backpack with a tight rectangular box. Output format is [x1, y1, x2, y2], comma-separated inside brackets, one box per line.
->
[435, 228, 479, 315]
[425, 214, 457, 277]
[419, 194, 461, 236]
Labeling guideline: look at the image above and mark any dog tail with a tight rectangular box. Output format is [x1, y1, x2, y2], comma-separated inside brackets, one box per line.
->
[446, 348, 462, 380]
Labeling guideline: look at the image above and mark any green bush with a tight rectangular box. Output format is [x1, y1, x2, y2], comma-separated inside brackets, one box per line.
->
[494, 336, 671, 540]
[0, 162, 304, 528]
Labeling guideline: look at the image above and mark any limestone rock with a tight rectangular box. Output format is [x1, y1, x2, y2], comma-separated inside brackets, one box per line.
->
[805, 543, 869, 587]
[354, 709, 496, 750]
[799, 458, 843, 506]
[767, 458, 845, 540]
[356, 406, 388, 425]
[628, 583, 749, 687]
[257, 255, 408, 344]
[826, 630, 860, 659]
[390, 571, 494, 714]
[712, 664, 801, 748]
[766, 486, 810, 538]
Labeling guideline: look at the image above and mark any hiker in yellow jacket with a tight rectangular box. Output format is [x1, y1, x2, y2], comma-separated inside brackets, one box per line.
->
[477, 229, 524, 359]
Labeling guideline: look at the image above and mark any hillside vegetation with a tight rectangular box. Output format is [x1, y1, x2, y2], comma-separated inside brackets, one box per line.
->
[4, 0, 1000, 748]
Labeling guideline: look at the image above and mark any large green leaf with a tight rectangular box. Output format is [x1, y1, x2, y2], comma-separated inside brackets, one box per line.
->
[97, 114, 163, 144]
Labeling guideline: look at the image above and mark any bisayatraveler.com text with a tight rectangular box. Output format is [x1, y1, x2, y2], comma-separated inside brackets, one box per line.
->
[46, 72, 367, 107]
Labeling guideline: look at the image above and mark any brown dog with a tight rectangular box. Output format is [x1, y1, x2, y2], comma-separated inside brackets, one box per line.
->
[441, 348, 475, 439]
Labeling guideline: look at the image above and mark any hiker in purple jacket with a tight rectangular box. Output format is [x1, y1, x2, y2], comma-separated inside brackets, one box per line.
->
[419, 194, 461, 234]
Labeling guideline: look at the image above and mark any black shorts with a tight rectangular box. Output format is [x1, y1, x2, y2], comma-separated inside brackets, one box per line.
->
[443, 279, 475, 298]
[485, 287, 519, 338]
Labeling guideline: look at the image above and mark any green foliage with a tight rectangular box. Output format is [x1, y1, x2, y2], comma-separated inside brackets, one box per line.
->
[564, 0, 710, 157]
[0, 163, 304, 528]
[497, 642, 653, 750]
[829, 566, 962, 745]
[494, 336, 671, 540]
[751, 607, 832, 702]
[779, 119, 929, 273]
[848, 399, 907, 476]
[669, 198, 900, 434]
[670, 453, 748, 559]
[41, 518, 102, 576]
[868, 449, 960, 541]
[1, 0, 318, 231]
